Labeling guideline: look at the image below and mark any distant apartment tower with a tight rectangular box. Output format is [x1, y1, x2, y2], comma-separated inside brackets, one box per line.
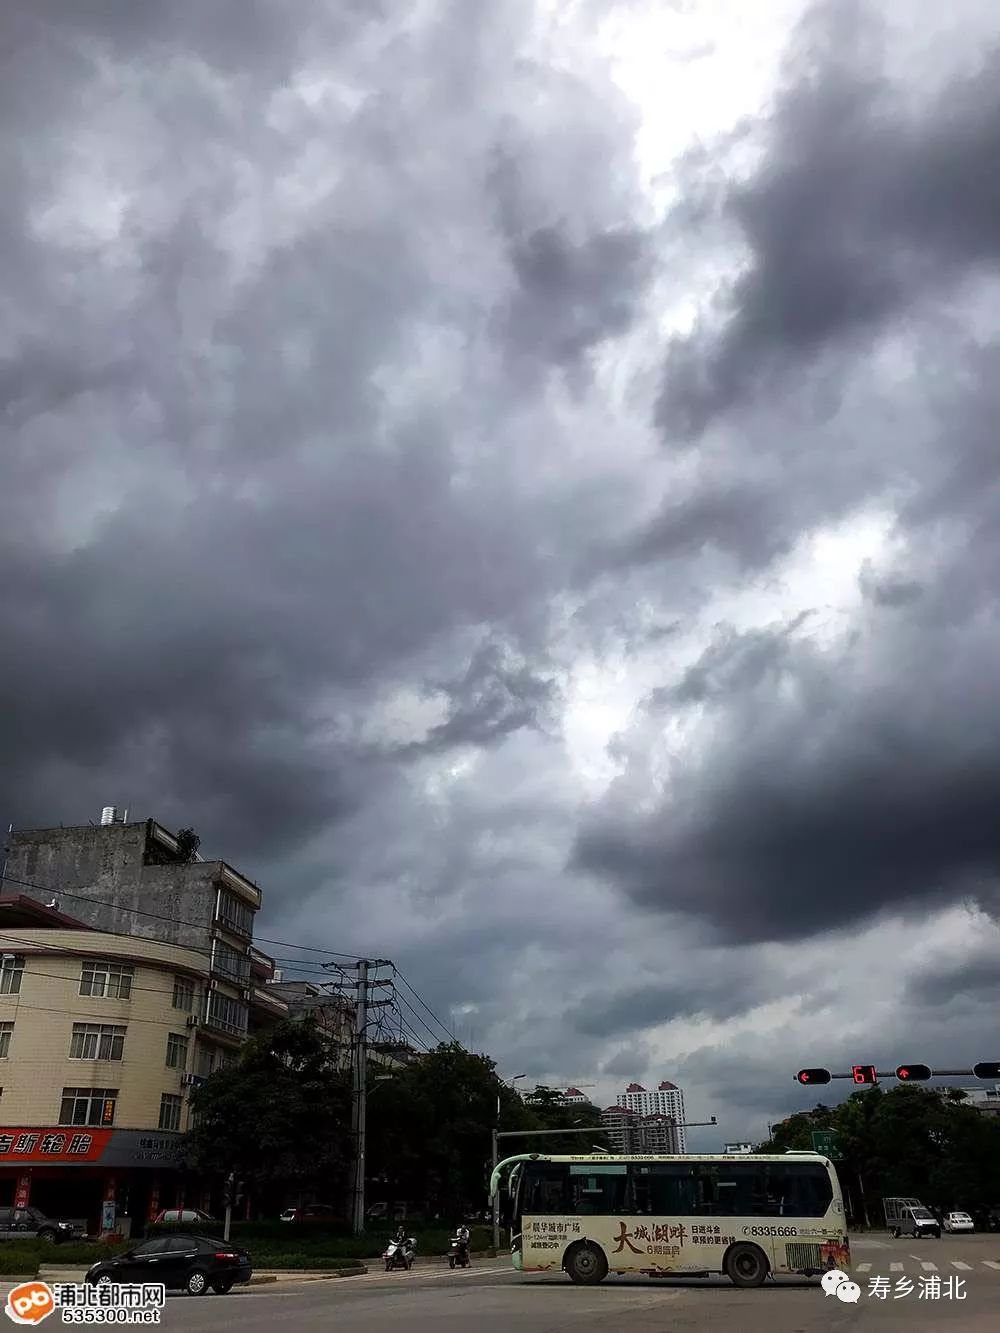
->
[600, 1105, 639, 1153]
[617, 1081, 687, 1152]
[600, 1106, 680, 1154]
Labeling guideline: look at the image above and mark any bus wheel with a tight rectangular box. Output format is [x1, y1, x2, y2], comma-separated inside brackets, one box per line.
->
[564, 1242, 609, 1286]
[724, 1243, 769, 1288]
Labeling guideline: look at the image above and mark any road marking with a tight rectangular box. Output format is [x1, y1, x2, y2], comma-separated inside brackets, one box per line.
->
[855, 1263, 872, 1273]
[889, 1262, 903, 1272]
[951, 1261, 973, 1270]
[919, 1262, 938, 1271]
[983, 1260, 1000, 1270]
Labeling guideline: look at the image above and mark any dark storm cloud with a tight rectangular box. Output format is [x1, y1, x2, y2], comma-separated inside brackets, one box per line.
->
[606, 480, 795, 573]
[858, 561, 922, 608]
[500, 224, 652, 372]
[574, 580, 1000, 945]
[657, 6, 1000, 437]
[400, 641, 559, 757]
[572, 974, 761, 1038]
[0, 0, 651, 860]
[907, 954, 1000, 1008]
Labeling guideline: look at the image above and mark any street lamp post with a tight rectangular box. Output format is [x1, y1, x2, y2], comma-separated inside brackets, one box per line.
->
[492, 1074, 525, 1254]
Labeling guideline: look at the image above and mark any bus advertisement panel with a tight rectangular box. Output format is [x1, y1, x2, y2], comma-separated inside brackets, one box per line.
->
[489, 1152, 849, 1288]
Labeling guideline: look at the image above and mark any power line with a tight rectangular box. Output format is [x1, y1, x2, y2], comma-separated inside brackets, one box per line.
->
[394, 967, 458, 1044]
[1, 873, 459, 1060]
[1, 872, 367, 962]
[0, 928, 347, 999]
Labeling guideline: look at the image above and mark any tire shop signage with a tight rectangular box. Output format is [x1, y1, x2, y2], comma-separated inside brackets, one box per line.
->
[0, 1129, 183, 1167]
[0, 1129, 110, 1163]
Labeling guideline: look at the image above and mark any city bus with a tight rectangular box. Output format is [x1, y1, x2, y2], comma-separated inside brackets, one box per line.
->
[489, 1151, 849, 1287]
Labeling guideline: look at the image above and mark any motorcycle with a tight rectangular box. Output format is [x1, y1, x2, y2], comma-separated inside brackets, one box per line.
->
[383, 1235, 416, 1271]
[448, 1234, 470, 1269]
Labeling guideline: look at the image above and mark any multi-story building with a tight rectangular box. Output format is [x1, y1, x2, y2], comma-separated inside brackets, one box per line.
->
[0, 812, 295, 1233]
[953, 1085, 1000, 1115]
[617, 1081, 687, 1152]
[600, 1105, 639, 1153]
[599, 1107, 682, 1154]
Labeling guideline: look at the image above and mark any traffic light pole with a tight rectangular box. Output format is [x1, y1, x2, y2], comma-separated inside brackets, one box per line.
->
[796, 1062, 1000, 1086]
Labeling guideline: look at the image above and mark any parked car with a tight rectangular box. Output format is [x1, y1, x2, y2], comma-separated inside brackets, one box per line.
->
[0, 1206, 84, 1245]
[86, 1233, 252, 1296]
[943, 1211, 974, 1233]
[366, 1202, 408, 1224]
[279, 1204, 340, 1224]
[153, 1209, 217, 1227]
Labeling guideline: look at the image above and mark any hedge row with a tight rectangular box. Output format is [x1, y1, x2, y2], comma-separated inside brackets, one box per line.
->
[145, 1221, 492, 1258]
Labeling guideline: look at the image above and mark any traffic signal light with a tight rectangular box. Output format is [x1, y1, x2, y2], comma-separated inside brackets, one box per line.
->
[796, 1068, 832, 1085]
[973, 1062, 1000, 1080]
[852, 1065, 878, 1085]
[896, 1064, 931, 1082]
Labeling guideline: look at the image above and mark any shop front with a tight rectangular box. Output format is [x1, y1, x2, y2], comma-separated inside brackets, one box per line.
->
[0, 1128, 200, 1238]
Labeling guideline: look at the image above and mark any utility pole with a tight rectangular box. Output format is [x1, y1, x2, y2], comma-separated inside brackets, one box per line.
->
[351, 960, 369, 1236]
[327, 958, 394, 1236]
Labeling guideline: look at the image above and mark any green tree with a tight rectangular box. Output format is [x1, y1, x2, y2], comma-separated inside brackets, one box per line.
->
[186, 1018, 351, 1206]
[761, 1084, 1000, 1225]
[521, 1086, 609, 1154]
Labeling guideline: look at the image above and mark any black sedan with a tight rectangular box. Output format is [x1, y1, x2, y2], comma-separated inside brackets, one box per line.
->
[86, 1234, 252, 1296]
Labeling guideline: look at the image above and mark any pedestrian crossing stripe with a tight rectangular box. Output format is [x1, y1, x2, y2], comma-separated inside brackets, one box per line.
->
[851, 1259, 1000, 1274]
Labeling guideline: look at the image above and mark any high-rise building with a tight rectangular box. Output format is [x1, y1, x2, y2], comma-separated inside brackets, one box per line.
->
[616, 1081, 687, 1151]
[600, 1105, 639, 1153]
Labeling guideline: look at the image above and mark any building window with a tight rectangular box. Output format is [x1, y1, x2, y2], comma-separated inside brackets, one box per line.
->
[0, 957, 24, 996]
[197, 1045, 216, 1078]
[159, 1093, 182, 1132]
[165, 1034, 188, 1070]
[216, 891, 254, 938]
[59, 1088, 118, 1127]
[205, 991, 248, 1037]
[80, 961, 134, 1000]
[172, 977, 195, 1011]
[211, 939, 251, 985]
[69, 1024, 126, 1061]
[0, 1023, 12, 1059]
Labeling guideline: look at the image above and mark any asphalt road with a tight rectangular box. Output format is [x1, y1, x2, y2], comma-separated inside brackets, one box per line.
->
[142, 1233, 1000, 1333]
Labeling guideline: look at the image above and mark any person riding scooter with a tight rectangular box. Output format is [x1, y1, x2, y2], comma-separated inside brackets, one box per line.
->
[383, 1225, 417, 1271]
[448, 1223, 471, 1269]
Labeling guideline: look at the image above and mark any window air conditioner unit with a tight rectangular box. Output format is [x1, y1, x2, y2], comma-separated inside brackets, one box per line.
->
[186, 1015, 199, 1028]
[181, 1073, 198, 1087]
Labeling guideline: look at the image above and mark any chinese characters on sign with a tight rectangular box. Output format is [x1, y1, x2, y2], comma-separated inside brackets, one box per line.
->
[524, 1220, 582, 1249]
[0, 1129, 107, 1163]
[868, 1275, 967, 1301]
[612, 1221, 690, 1258]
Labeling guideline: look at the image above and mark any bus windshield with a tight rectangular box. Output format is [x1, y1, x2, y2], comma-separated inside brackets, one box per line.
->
[491, 1153, 849, 1288]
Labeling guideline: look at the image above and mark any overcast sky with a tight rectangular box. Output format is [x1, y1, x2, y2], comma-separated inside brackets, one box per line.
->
[4, 0, 1000, 1148]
